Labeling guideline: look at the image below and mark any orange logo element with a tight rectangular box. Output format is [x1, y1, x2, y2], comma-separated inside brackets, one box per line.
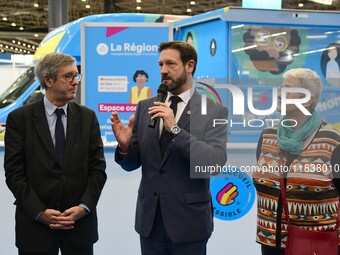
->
[217, 182, 239, 205]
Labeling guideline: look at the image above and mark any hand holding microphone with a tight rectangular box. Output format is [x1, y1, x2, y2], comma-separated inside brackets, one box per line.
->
[148, 84, 169, 128]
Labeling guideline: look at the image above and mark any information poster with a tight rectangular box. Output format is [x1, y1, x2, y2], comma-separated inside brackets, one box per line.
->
[229, 23, 340, 141]
[81, 23, 171, 143]
[175, 10, 340, 142]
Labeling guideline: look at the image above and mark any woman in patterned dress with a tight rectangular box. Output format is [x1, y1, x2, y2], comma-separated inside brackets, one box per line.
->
[253, 68, 340, 255]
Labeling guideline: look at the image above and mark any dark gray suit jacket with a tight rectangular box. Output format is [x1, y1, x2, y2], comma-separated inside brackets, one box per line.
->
[4, 98, 107, 252]
[116, 90, 227, 243]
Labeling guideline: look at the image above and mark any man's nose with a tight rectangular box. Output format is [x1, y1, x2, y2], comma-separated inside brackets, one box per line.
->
[160, 65, 168, 74]
[72, 79, 79, 86]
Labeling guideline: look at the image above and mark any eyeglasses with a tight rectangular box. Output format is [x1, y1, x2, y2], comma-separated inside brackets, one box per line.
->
[64, 73, 82, 82]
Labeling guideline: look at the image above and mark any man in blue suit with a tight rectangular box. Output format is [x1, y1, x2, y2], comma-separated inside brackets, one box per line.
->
[111, 41, 227, 255]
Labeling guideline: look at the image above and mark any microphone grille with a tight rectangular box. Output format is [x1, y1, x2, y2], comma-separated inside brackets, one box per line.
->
[157, 84, 168, 94]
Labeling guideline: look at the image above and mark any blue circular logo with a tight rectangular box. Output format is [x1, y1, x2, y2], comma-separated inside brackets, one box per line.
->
[210, 169, 255, 221]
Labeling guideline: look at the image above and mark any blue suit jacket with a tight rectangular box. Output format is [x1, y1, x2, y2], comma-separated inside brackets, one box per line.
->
[116, 90, 227, 243]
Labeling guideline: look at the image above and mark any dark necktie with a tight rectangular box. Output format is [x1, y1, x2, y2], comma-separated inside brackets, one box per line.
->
[55, 108, 65, 166]
[159, 96, 182, 157]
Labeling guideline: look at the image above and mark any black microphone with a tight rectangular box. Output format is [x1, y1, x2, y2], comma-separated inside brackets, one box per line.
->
[148, 84, 168, 128]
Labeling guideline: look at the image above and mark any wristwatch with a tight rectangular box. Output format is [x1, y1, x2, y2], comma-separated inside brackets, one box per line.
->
[170, 125, 181, 137]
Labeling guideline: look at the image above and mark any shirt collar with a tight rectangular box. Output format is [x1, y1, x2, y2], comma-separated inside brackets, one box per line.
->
[166, 87, 193, 105]
[44, 96, 68, 117]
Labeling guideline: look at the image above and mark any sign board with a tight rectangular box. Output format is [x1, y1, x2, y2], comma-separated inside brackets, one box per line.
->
[81, 22, 172, 143]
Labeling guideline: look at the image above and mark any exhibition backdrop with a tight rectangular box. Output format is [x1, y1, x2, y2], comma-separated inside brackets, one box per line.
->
[174, 7, 340, 143]
[81, 22, 172, 143]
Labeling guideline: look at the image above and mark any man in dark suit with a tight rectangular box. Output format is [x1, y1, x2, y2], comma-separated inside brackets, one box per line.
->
[4, 52, 107, 255]
[111, 41, 227, 255]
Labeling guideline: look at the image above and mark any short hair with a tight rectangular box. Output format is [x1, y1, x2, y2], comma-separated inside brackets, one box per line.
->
[133, 70, 149, 82]
[158, 41, 197, 75]
[283, 68, 322, 111]
[34, 52, 76, 89]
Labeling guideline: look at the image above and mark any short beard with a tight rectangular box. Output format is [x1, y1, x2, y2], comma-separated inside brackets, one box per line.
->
[168, 70, 187, 92]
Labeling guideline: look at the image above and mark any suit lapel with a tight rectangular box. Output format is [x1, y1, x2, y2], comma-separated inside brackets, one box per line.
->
[161, 90, 201, 162]
[32, 99, 56, 160]
[178, 90, 201, 130]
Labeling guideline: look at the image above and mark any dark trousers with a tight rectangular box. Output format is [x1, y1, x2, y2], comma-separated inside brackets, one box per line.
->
[261, 245, 284, 255]
[140, 202, 207, 255]
[18, 234, 93, 255]
[261, 245, 340, 255]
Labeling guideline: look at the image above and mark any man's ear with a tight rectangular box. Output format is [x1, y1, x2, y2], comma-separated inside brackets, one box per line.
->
[44, 75, 53, 88]
[186, 60, 195, 73]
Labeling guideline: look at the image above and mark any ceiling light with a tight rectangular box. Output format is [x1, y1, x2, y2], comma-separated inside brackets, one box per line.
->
[85, 4, 90, 8]
[136, 0, 142, 2]
[18, 42, 21, 45]
[34, 3, 39, 7]
[34, 34, 39, 37]
[190, 1, 196, 5]
[187, 8, 192, 12]
[2, 17, 7, 21]
[298, 3, 304, 7]
[11, 23, 16, 27]
[12, 40, 16, 43]
[309, 0, 332, 5]
[136, 6, 142, 10]
[19, 27, 24, 30]
[81, 0, 86, 2]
